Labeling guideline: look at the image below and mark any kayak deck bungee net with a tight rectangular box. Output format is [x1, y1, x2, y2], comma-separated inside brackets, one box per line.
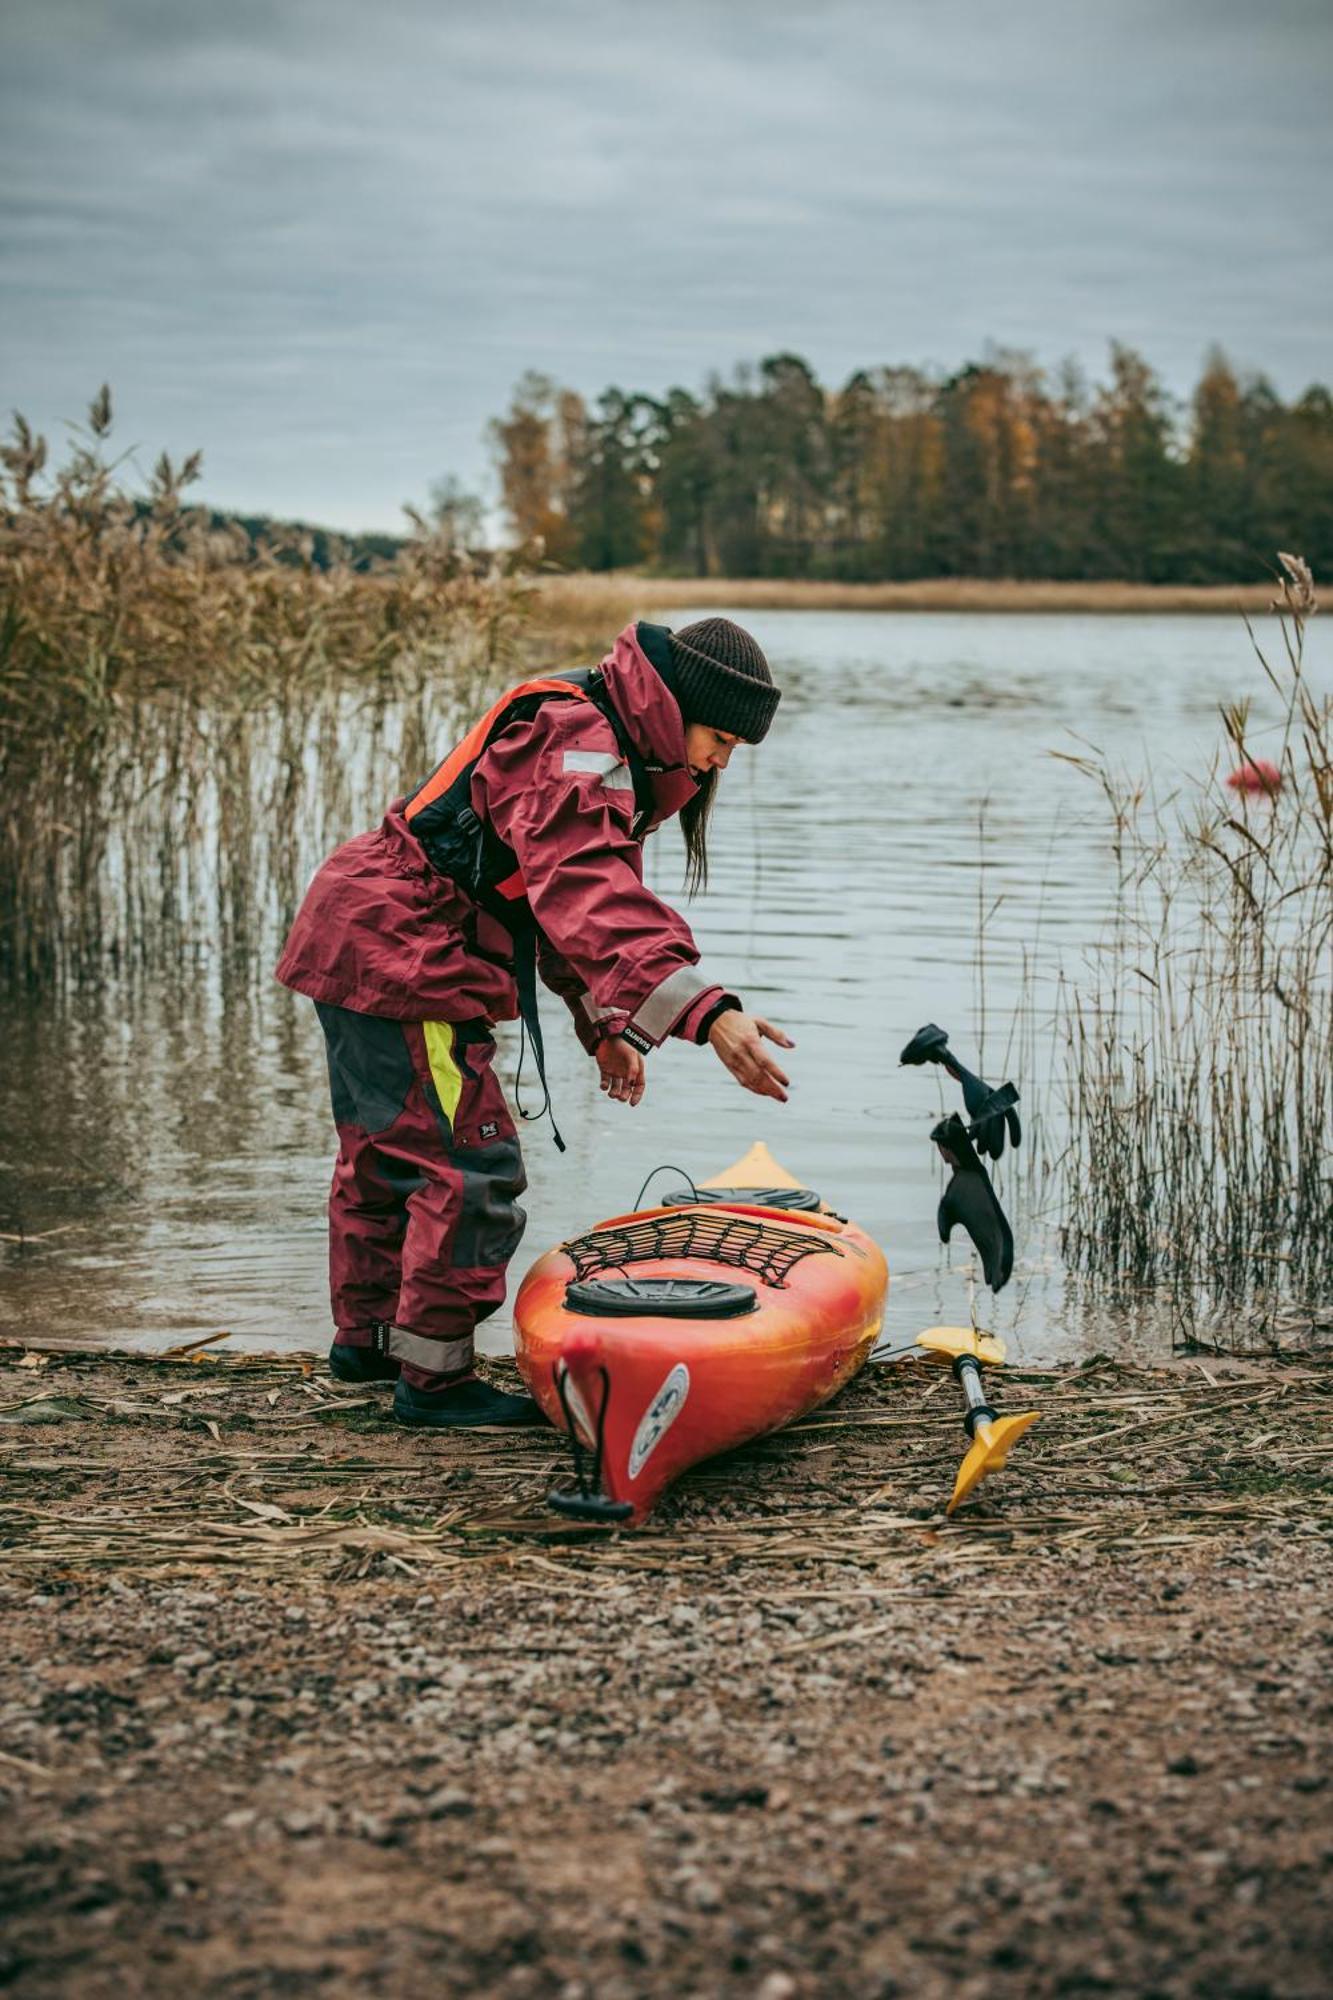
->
[514, 1143, 889, 1524]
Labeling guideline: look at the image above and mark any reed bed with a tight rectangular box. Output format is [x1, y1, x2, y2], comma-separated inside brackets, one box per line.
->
[0, 393, 530, 984]
[1057, 556, 1332, 1330]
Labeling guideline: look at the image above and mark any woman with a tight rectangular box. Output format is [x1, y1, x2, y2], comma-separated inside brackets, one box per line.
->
[275, 616, 793, 1427]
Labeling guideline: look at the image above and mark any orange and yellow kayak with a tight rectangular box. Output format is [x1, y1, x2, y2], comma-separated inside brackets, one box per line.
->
[514, 1143, 888, 1523]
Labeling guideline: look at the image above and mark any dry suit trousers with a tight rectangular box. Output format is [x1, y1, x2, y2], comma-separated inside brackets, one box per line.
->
[315, 1003, 527, 1387]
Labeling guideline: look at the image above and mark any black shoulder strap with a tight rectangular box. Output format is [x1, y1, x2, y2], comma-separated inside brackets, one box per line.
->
[480, 666, 652, 824]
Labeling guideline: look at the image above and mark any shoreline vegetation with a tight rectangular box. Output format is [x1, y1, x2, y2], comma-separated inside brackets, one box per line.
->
[529, 569, 1275, 626]
[489, 347, 1333, 586]
[0, 1342, 1329, 1995]
[1056, 557, 1332, 1324]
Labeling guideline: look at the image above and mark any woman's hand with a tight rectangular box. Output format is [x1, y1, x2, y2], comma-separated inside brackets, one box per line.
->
[708, 1010, 795, 1102]
[596, 1034, 646, 1107]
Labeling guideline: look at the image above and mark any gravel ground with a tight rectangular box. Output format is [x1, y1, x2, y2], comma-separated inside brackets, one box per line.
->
[1, 1343, 1330, 1998]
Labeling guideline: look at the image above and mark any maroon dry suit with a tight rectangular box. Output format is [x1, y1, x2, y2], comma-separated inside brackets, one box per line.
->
[275, 622, 739, 1386]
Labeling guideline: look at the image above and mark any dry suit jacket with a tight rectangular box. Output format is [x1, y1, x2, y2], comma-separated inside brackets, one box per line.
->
[274, 622, 736, 1054]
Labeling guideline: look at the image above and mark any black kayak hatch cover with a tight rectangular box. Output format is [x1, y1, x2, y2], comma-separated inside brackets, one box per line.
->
[564, 1276, 758, 1320]
[662, 1185, 823, 1214]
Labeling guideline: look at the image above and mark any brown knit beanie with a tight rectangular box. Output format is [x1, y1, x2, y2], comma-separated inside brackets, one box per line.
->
[667, 618, 781, 744]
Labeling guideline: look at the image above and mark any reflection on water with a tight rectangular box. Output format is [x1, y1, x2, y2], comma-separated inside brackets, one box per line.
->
[4, 612, 1327, 1365]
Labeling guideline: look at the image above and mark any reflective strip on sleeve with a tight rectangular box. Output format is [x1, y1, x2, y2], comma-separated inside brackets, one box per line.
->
[562, 749, 634, 792]
[386, 1325, 475, 1375]
[628, 965, 715, 1044]
[422, 1021, 464, 1127]
[579, 995, 619, 1025]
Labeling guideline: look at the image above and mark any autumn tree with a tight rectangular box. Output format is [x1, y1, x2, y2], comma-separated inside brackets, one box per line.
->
[480, 347, 1332, 583]
[1088, 344, 1181, 580]
[487, 371, 585, 563]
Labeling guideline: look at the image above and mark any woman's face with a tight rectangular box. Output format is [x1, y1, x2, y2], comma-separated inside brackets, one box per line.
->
[684, 722, 742, 778]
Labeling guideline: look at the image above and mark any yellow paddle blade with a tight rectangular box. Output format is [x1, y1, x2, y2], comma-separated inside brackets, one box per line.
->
[916, 1325, 1008, 1368]
[946, 1410, 1041, 1515]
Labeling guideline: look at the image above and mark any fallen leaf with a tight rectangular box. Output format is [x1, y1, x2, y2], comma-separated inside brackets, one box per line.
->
[225, 1488, 294, 1524]
[0, 1397, 86, 1425]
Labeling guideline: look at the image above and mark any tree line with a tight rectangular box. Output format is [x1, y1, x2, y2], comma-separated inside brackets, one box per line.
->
[483, 346, 1333, 583]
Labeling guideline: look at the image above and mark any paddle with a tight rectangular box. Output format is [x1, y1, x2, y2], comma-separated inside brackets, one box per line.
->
[915, 1325, 1041, 1513]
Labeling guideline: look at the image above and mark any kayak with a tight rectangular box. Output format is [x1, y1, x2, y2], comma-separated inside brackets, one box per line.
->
[513, 1142, 888, 1524]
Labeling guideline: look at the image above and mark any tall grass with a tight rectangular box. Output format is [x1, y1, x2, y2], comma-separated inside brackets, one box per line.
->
[0, 391, 530, 984]
[1058, 556, 1332, 1331]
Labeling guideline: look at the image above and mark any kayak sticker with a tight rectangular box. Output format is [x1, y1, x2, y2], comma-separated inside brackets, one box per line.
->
[628, 1363, 690, 1481]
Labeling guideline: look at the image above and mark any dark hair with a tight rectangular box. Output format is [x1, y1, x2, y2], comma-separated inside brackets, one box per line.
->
[680, 768, 716, 896]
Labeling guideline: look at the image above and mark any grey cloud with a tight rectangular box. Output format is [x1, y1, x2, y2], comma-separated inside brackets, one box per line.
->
[1, 0, 1329, 529]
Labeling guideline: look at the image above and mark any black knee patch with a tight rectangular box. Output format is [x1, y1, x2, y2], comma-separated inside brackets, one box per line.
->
[317, 1004, 416, 1135]
[453, 1136, 528, 1267]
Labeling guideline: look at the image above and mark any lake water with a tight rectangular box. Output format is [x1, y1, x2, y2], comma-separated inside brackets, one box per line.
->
[4, 610, 1327, 1367]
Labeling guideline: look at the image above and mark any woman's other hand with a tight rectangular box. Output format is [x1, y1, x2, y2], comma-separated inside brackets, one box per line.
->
[708, 1011, 794, 1102]
[596, 1034, 646, 1107]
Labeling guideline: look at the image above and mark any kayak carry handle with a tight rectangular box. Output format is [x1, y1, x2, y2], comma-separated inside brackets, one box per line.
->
[548, 1350, 631, 1523]
[546, 1490, 634, 1522]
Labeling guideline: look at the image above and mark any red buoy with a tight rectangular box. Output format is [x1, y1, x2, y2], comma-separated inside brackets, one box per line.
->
[1225, 758, 1283, 796]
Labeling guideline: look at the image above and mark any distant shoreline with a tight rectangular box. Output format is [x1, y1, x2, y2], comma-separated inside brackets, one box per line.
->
[534, 573, 1275, 617]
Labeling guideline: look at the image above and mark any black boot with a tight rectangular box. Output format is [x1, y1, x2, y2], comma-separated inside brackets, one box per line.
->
[329, 1340, 400, 1385]
[393, 1376, 547, 1428]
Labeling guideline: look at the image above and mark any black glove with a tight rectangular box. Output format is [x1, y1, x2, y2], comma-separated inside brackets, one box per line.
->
[931, 1114, 1014, 1292]
[900, 1022, 1021, 1162]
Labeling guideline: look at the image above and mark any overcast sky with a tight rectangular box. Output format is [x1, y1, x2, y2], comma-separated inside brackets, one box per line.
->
[2, 0, 1330, 531]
